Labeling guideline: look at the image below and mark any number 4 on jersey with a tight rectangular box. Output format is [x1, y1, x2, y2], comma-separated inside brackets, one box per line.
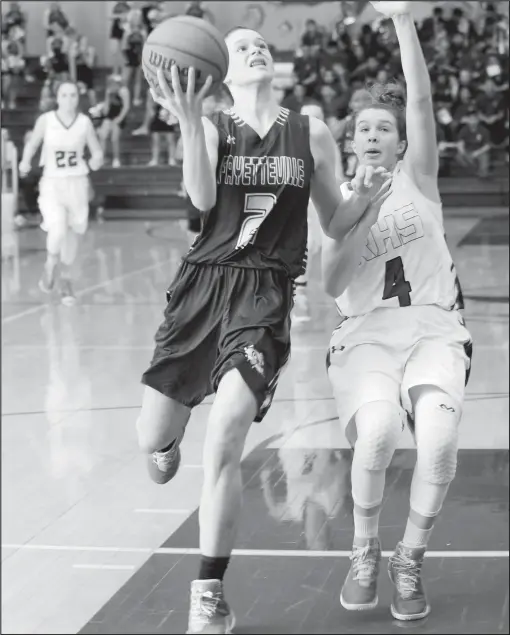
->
[383, 256, 412, 307]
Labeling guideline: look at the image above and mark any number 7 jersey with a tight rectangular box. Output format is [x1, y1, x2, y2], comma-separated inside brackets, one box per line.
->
[184, 107, 314, 280]
[40, 111, 90, 178]
[336, 162, 463, 318]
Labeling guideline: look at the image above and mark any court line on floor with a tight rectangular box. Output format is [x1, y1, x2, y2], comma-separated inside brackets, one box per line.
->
[3, 391, 508, 418]
[3, 544, 508, 558]
[2, 257, 175, 325]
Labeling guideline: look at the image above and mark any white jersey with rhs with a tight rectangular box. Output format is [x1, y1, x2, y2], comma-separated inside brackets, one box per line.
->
[40, 111, 90, 178]
[336, 162, 462, 318]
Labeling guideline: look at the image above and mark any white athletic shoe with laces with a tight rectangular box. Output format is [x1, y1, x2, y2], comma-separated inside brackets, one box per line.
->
[186, 579, 235, 634]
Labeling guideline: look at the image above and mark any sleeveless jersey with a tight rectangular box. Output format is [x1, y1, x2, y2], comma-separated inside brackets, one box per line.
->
[184, 107, 314, 280]
[41, 111, 90, 178]
[336, 162, 463, 318]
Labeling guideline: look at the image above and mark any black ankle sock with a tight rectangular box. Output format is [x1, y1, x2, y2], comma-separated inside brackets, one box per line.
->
[198, 556, 230, 581]
[158, 439, 176, 453]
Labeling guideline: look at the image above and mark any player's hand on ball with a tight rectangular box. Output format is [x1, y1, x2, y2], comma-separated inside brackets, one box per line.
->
[369, 1, 412, 17]
[151, 66, 213, 129]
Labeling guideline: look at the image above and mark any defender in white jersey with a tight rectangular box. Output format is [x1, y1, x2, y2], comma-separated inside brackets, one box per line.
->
[322, 1, 472, 623]
[19, 81, 103, 305]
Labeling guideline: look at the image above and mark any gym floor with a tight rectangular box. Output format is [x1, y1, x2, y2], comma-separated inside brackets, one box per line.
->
[2, 207, 508, 634]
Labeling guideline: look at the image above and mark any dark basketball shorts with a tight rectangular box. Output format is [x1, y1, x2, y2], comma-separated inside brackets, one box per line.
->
[141, 260, 294, 422]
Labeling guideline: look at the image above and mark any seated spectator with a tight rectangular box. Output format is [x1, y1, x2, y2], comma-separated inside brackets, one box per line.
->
[121, 8, 146, 106]
[44, 2, 70, 38]
[94, 75, 130, 168]
[185, 0, 202, 17]
[69, 34, 97, 107]
[148, 103, 179, 167]
[301, 19, 324, 55]
[1, 30, 25, 109]
[318, 83, 345, 121]
[419, 6, 445, 43]
[293, 44, 320, 97]
[109, 1, 131, 75]
[484, 52, 509, 92]
[452, 86, 474, 131]
[2, 2, 26, 34]
[42, 34, 70, 82]
[281, 83, 307, 114]
[359, 23, 377, 58]
[476, 77, 507, 147]
[320, 40, 345, 74]
[456, 107, 492, 178]
[445, 6, 477, 43]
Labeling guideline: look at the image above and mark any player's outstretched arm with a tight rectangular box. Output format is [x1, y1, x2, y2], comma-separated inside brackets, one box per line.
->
[154, 67, 217, 212]
[19, 114, 47, 176]
[321, 176, 392, 298]
[309, 118, 392, 240]
[371, 2, 439, 192]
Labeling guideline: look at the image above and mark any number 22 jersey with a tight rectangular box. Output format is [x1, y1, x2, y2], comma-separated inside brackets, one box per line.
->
[336, 162, 462, 318]
[184, 107, 314, 280]
[40, 111, 90, 178]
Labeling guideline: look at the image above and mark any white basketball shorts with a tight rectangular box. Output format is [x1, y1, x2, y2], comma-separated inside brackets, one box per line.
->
[327, 305, 473, 430]
[38, 175, 90, 235]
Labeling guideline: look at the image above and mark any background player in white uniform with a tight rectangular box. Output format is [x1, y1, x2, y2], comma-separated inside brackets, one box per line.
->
[321, 1, 472, 622]
[19, 81, 103, 305]
[293, 102, 345, 323]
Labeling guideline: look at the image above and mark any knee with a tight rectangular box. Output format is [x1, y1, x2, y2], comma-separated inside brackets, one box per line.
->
[414, 390, 460, 485]
[136, 416, 160, 454]
[353, 401, 404, 471]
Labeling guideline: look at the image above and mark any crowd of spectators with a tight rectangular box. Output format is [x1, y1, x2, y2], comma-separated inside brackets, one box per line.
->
[281, 3, 509, 178]
[2, 1, 509, 178]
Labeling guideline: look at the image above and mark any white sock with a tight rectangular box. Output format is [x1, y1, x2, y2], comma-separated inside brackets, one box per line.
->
[402, 516, 434, 549]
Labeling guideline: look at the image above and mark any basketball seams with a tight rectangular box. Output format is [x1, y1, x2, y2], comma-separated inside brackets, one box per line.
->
[144, 41, 224, 79]
[170, 16, 229, 68]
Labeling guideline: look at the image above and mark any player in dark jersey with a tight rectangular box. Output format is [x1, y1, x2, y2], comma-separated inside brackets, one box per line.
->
[138, 26, 393, 634]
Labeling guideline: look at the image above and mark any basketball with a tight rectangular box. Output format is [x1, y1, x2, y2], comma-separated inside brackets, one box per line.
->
[142, 16, 229, 99]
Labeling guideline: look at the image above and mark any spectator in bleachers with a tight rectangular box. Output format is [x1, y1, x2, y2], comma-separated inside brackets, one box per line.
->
[419, 6, 445, 43]
[185, 1, 204, 19]
[476, 77, 507, 147]
[96, 75, 130, 168]
[2, 2, 26, 47]
[281, 83, 307, 113]
[44, 2, 70, 38]
[42, 34, 70, 82]
[69, 34, 97, 107]
[293, 43, 320, 97]
[148, 103, 179, 167]
[121, 8, 146, 106]
[456, 107, 492, 178]
[1, 29, 26, 109]
[452, 86, 474, 131]
[300, 19, 324, 55]
[109, 1, 131, 76]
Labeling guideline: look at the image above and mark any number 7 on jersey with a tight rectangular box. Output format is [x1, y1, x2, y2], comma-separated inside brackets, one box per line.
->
[236, 193, 277, 250]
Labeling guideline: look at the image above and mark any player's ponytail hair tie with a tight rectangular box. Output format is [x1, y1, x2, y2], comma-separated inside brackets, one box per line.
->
[369, 81, 407, 112]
